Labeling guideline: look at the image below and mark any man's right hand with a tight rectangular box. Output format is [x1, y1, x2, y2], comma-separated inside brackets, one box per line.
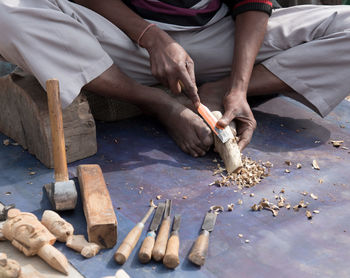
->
[140, 27, 200, 108]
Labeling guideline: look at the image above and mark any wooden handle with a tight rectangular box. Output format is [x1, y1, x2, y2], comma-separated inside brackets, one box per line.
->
[163, 232, 180, 269]
[46, 79, 68, 182]
[188, 230, 209, 266]
[138, 231, 156, 263]
[114, 223, 144, 265]
[152, 217, 171, 261]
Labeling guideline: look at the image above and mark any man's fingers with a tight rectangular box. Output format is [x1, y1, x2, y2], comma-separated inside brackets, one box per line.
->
[178, 62, 200, 107]
[237, 127, 254, 151]
[217, 111, 235, 129]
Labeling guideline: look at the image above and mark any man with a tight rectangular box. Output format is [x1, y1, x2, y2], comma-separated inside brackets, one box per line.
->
[1, 0, 349, 157]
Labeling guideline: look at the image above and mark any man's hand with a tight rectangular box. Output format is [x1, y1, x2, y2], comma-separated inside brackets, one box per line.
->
[141, 28, 200, 108]
[217, 91, 256, 150]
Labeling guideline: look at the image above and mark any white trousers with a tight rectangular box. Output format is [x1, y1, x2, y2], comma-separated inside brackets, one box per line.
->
[1, 0, 350, 116]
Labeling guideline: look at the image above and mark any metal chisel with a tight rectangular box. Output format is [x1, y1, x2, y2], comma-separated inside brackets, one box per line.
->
[188, 211, 217, 266]
[163, 214, 181, 269]
[152, 199, 172, 261]
[138, 202, 165, 263]
[197, 103, 233, 143]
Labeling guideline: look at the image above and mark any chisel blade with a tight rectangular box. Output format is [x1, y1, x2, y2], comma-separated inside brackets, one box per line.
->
[197, 103, 233, 143]
[164, 199, 172, 218]
[201, 211, 217, 232]
[149, 202, 165, 231]
[171, 214, 181, 232]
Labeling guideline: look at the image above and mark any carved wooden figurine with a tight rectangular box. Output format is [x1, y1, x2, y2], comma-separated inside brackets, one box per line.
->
[0, 253, 21, 278]
[41, 210, 74, 242]
[2, 209, 69, 275]
[66, 235, 101, 258]
[212, 111, 243, 173]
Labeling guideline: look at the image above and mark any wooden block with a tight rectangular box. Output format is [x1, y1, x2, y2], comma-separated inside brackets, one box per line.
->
[77, 164, 117, 248]
[0, 70, 97, 168]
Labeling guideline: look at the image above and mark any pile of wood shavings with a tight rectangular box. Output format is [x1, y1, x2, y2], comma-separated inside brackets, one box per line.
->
[210, 156, 271, 189]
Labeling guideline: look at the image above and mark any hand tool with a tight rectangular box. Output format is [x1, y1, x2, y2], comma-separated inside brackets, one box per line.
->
[188, 211, 217, 266]
[152, 199, 172, 261]
[138, 202, 165, 263]
[212, 111, 242, 173]
[77, 164, 117, 248]
[163, 214, 181, 269]
[197, 103, 234, 143]
[44, 79, 77, 211]
[114, 200, 157, 264]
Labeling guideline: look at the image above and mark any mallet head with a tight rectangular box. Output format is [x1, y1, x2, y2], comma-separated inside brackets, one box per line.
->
[44, 180, 77, 211]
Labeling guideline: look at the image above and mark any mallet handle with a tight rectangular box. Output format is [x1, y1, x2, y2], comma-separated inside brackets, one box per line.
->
[46, 79, 68, 182]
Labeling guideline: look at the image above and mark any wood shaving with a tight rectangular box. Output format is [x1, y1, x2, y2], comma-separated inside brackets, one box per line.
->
[29, 171, 36, 175]
[182, 196, 188, 200]
[245, 240, 250, 243]
[156, 195, 162, 200]
[306, 210, 312, 219]
[312, 160, 320, 170]
[252, 198, 279, 216]
[238, 234, 243, 238]
[2, 139, 10, 146]
[293, 205, 299, 211]
[313, 210, 320, 214]
[341, 146, 349, 150]
[250, 193, 255, 197]
[285, 204, 291, 209]
[319, 179, 324, 184]
[296, 163, 302, 169]
[298, 200, 309, 208]
[227, 204, 235, 211]
[285, 169, 290, 173]
[280, 188, 285, 194]
[310, 193, 318, 200]
[301, 191, 308, 196]
[210, 156, 270, 189]
[237, 199, 243, 205]
[285, 161, 292, 166]
[330, 140, 344, 148]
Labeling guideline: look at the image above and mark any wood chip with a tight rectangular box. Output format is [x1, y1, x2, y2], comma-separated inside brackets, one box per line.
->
[296, 163, 302, 169]
[310, 193, 318, 200]
[237, 199, 243, 205]
[238, 234, 243, 238]
[227, 203, 234, 211]
[330, 140, 344, 148]
[306, 210, 312, 219]
[319, 179, 324, 184]
[156, 195, 161, 200]
[182, 196, 188, 200]
[312, 160, 320, 170]
[250, 193, 254, 197]
[301, 191, 308, 196]
[29, 171, 36, 175]
[285, 169, 290, 173]
[2, 139, 10, 146]
[285, 204, 291, 209]
[245, 240, 250, 243]
[293, 205, 299, 211]
[210, 205, 224, 214]
[313, 210, 320, 214]
[280, 188, 285, 194]
[285, 161, 292, 166]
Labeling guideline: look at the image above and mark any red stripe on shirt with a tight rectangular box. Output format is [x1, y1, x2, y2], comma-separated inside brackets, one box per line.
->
[234, 0, 272, 9]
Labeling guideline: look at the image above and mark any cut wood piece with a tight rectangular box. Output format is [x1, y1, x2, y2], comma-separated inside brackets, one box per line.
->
[77, 164, 117, 248]
[2, 209, 69, 275]
[0, 70, 97, 168]
[41, 210, 74, 242]
[66, 235, 101, 258]
[0, 253, 21, 278]
[212, 111, 242, 173]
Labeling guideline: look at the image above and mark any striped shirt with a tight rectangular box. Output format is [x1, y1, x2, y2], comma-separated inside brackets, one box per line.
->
[122, 0, 273, 30]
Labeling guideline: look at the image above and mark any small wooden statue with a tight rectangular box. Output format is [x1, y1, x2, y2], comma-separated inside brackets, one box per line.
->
[0, 253, 21, 278]
[2, 209, 69, 275]
[41, 210, 74, 242]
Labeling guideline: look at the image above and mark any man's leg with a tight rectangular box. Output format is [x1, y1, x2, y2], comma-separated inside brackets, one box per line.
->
[0, 0, 212, 157]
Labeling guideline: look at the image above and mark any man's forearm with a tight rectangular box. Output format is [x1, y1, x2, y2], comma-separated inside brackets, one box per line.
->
[229, 11, 269, 94]
[74, 0, 162, 48]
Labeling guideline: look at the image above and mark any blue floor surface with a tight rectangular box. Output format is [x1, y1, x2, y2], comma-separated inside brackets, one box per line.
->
[1, 96, 350, 278]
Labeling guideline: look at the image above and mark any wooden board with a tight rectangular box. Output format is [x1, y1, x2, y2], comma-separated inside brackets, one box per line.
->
[77, 164, 118, 249]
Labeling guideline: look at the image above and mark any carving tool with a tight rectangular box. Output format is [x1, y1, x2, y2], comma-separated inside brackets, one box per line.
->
[152, 199, 172, 261]
[188, 211, 217, 266]
[44, 79, 77, 211]
[163, 214, 181, 269]
[197, 103, 233, 144]
[114, 201, 156, 265]
[138, 202, 165, 263]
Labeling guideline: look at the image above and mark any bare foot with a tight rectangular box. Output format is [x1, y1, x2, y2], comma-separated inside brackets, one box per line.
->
[198, 77, 230, 111]
[158, 101, 213, 157]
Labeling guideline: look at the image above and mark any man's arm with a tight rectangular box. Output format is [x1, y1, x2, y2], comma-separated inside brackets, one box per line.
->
[74, 0, 199, 106]
[217, 11, 269, 150]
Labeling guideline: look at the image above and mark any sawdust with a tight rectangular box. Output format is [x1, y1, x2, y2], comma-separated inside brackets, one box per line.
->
[210, 156, 270, 189]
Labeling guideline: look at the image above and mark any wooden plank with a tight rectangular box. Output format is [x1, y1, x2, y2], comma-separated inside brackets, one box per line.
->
[77, 164, 117, 249]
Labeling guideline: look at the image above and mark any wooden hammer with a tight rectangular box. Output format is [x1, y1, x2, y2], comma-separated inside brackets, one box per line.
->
[44, 79, 77, 211]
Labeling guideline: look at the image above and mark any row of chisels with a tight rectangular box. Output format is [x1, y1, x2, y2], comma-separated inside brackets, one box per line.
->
[114, 199, 218, 268]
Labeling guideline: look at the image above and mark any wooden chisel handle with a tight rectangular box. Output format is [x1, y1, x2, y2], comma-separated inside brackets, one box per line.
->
[114, 222, 144, 265]
[188, 230, 209, 266]
[138, 231, 156, 263]
[152, 217, 171, 261]
[46, 79, 68, 182]
[163, 231, 180, 269]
